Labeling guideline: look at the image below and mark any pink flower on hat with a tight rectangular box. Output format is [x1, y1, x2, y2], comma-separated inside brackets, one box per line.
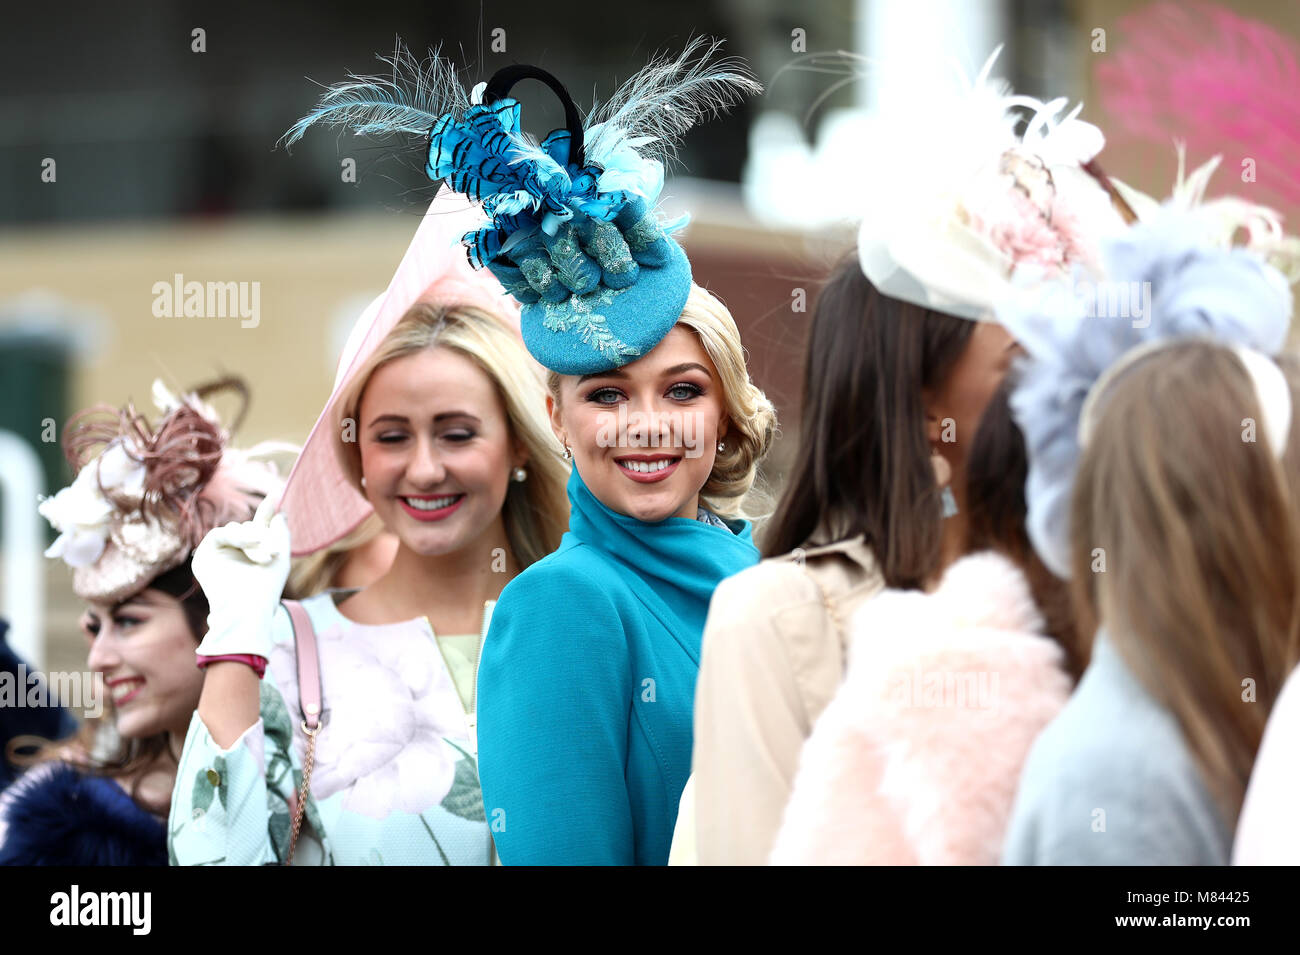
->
[965, 177, 1100, 277]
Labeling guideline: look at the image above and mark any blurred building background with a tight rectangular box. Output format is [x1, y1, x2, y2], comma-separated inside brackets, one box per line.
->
[1, 0, 1297, 684]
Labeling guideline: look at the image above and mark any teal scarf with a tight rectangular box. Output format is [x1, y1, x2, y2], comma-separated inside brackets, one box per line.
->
[564, 466, 758, 659]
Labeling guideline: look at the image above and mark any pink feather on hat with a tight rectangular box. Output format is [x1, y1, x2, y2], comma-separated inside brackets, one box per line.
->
[279, 186, 521, 556]
[41, 378, 288, 603]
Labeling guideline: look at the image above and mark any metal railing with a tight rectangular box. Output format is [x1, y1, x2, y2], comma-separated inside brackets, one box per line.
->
[0, 429, 46, 670]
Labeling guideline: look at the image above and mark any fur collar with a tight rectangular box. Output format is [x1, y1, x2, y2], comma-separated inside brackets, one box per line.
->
[0, 762, 168, 866]
[849, 551, 1044, 659]
[770, 550, 1071, 865]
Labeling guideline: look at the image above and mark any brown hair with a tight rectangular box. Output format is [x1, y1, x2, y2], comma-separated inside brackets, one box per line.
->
[966, 382, 1082, 680]
[9, 558, 211, 814]
[1070, 341, 1300, 824]
[762, 253, 975, 588]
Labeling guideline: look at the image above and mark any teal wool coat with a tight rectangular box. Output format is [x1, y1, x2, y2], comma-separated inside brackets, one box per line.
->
[476, 466, 758, 865]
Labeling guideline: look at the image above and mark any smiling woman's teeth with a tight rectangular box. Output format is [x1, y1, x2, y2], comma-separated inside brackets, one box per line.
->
[111, 679, 144, 702]
[620, 459, 675, 473]
[403, 495, 460, 510]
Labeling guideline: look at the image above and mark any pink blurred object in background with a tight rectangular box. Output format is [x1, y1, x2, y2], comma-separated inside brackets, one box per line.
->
[1095, 1, 1300, 213]
[279, 186, 522, 556]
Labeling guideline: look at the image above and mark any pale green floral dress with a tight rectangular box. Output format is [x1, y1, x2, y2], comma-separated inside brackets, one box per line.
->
[168, 592, 494, 865]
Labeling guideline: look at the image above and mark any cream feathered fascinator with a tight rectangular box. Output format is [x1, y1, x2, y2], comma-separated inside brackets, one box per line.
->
[38, 379, 289, 603]
[1107, 148, 1300, 290]
[997, 4, 1300, 580]
[854, 46, 1132, 321]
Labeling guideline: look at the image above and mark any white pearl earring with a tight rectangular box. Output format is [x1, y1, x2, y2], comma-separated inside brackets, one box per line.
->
[360, 476, 367, 488]
[512, 466, 528, 483]
[717, 440, 725, 452]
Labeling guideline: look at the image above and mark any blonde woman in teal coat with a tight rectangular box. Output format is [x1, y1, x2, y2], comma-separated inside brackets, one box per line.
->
[478, 284, 775, 864]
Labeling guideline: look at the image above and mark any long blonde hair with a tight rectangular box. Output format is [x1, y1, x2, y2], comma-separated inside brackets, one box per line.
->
[548, 283, 777, 521]
[335, 302, 569, 568]
[1071, 341, 1300, 824]
[285, 512, 389, 599]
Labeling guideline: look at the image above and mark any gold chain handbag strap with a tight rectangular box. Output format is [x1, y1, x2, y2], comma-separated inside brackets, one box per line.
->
[282, 599, 324, 865]
[287, 725, 318, 863]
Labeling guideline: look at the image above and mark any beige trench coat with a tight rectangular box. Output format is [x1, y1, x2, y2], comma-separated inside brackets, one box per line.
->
[674, 533, 884, 865]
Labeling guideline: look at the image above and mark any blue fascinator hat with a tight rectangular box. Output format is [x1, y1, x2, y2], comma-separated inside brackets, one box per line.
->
[283, 39, 760, 374]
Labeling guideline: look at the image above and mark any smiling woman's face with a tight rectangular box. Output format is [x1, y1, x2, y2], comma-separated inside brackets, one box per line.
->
[357, 346, 525, 557]
[83, 589, 205, 740]
[550, 325, 729, 523]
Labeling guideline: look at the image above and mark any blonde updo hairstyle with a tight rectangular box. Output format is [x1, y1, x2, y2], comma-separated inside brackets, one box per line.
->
[547, 283, 777, 520]
[335, 302, 570, 568]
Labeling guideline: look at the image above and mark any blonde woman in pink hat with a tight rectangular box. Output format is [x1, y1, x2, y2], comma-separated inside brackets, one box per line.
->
[168, 191, 570, 865]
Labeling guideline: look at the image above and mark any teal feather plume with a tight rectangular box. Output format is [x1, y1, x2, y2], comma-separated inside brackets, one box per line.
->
[279, 40, 470, 149]
[584, 36, 763, 171]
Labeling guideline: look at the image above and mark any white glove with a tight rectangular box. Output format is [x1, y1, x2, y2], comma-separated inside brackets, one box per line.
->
[192, 492, 291, 661]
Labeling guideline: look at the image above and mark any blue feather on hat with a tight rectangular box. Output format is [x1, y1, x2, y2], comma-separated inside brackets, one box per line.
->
[282, 37, 760, 374]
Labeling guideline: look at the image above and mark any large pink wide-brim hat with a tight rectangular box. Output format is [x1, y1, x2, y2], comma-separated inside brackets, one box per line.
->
[280, 187, 521, 556]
